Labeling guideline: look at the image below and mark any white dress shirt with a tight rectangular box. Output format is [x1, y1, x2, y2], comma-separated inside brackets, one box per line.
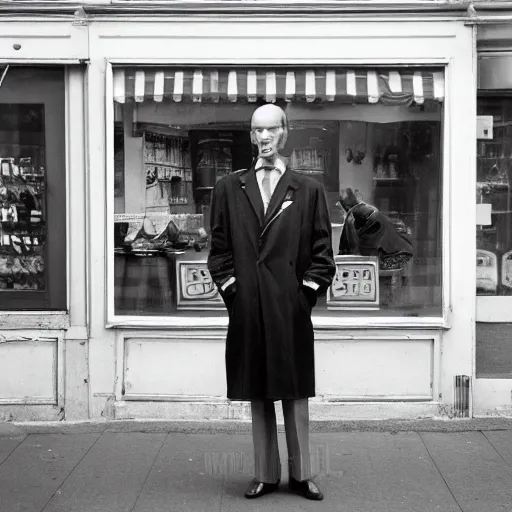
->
[255, 157, 287, 213]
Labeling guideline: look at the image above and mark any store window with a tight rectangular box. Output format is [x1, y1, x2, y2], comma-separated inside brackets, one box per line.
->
[0, 66, 66, 310]
[476, 98, 512, 297]
[111, 66, 444, 318]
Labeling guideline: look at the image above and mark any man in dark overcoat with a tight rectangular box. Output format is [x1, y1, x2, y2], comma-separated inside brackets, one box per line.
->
[207, 104, 336, 501]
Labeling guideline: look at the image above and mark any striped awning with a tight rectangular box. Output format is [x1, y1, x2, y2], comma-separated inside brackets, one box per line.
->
[113, 67, 445, 106]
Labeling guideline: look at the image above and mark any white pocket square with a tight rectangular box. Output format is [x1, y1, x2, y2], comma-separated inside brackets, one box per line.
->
[281, 200, 293, 211]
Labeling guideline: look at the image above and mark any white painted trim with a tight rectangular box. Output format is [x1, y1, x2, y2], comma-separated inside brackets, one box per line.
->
[66, 65, 89, 333]
[104, 57, 451, 65]
[115, 330, 125, 401]
[0, 59, 87, 64]
[122, 393, 434, 402]
[0, 397, 57, 405]
[476, 296, 512, 322]
[0, 313, 69, 330]
[106, 315, 449, 330]
[432, 330, 442, 403]
[473, 379, 512, 417]
[115, 331, 440, 402]
[0, 311, 66, 315]
[124, 394, 230, 402]
[442, 58, 453, 324]
[0, 14, 482, 25]
[65, 66, 71, 314]
[57, 335, 65, 409]
[0, 332, 63, 407]
[470, 23, 478, 421]
[89, 15, 469, 24]
[105, 55, 451, 328]
[115, 400, 443, 421]
[114, 330, 440, 340]
[84, 59, 92, 340]
[105, 61, 116, 326]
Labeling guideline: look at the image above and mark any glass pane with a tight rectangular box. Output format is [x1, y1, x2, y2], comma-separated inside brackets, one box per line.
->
[476, 98, 512, 296]
[112, 67, 443, 318]
[0, 66, 65, 310]
[0, 104, 46, 291]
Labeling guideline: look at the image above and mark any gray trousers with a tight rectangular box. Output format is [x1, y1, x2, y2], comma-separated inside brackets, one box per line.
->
[251, 398, 312, 483]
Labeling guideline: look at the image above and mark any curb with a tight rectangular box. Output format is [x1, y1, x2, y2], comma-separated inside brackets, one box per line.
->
[1, 418, 512, 436]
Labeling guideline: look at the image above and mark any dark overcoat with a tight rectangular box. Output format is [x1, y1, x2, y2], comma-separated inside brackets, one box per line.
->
[207, 164, 336, 401]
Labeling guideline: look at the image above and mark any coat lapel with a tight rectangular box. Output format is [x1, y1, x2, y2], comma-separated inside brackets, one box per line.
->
[263, 169, 300, 228]
[239, 167, 264, 226]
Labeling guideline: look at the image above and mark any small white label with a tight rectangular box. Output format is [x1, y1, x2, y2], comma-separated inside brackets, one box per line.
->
[477, 115, 494, 140]
[476, 203, 492, 226]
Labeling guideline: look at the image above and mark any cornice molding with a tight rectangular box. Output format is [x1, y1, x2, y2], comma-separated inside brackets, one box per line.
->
[0, 0, 510, 22]
[0, 1, 475, 17]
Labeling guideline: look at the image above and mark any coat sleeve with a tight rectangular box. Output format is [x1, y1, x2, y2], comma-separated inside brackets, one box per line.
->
[303, 185, 336, 295]
[207, 178, 235, 293]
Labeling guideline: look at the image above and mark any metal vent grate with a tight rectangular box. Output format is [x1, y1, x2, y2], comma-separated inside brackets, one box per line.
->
[454, 375, 471, 418]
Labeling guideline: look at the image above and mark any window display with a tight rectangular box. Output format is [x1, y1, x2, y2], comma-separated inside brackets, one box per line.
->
[0, 67, 65, 310]
[112, 66, 444, 318]
[476, 98, 512, 296]
[0, 125, 45, 292]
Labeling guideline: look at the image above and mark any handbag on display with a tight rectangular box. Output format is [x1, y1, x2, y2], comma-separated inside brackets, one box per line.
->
[338, 188, 413, 271]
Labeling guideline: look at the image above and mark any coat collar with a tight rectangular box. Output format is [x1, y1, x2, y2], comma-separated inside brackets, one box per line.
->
[254, 157, 287, 174]
[238, 163, 302, 228]
[239, 165, 264, 225]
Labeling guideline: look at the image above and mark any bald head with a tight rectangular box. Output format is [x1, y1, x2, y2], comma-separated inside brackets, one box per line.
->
[251, 104, 287, 130]
[250, 104, 288, 160]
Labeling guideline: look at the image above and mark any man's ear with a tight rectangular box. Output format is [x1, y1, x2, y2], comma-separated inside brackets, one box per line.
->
[278, 126, 288, 150]
[250, 131, 257, 146]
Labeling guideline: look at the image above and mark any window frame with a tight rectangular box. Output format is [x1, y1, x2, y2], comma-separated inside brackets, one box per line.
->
[0, 65, 67, 312]
[104, 60, 451, 329]
[476, 91, 512, 323]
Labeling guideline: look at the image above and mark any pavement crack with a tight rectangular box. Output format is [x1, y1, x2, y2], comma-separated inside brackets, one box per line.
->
[481, 430, 512, 469]
[0, 435, 27, 467]
[418, 432, 465, 512]
[128, 431, 170, 512]
[41, 432, 103, 512]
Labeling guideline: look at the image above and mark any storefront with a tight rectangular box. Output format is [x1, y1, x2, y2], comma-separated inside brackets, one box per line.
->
[474, 19, 512, 416]
[0, 2, 477, 421]
[0, 11, 88, 420]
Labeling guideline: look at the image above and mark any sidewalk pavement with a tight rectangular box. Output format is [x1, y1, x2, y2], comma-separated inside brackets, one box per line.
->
[1, 419, 512, 512]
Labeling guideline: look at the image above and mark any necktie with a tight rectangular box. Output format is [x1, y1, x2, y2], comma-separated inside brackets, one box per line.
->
[261, 169, 273, 213]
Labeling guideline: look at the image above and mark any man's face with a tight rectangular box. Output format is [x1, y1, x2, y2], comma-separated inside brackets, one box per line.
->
[251, 108, 284, 161]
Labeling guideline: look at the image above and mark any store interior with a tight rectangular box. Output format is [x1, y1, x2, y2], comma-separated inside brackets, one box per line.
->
[113, 100, 443, 317]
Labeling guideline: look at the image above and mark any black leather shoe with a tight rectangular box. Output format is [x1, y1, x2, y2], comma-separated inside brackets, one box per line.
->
[289, 477, 324, 500]
[244, 478, 280, 499]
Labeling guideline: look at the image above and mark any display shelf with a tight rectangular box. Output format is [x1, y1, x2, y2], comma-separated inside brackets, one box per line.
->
[373, 177, 404, 182]
[145, 161, 192, 169]
[477, 156, 512, 161]
[295, 168, 325, 174]
[477, 181, 509, 189]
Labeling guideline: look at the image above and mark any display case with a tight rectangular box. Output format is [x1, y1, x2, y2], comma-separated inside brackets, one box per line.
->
[476, 98, 512, 296]
[143, 131, 193, 210]
[0, 105, 46, 294]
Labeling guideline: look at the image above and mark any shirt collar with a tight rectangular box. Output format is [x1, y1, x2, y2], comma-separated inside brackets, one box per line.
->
[255, 157, 287, 174]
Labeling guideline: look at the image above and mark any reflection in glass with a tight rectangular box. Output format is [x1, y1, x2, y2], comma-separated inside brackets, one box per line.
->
[476, 98, 512, 296]
[0, 105, 46, 291]
[112, 67, 443, 318]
